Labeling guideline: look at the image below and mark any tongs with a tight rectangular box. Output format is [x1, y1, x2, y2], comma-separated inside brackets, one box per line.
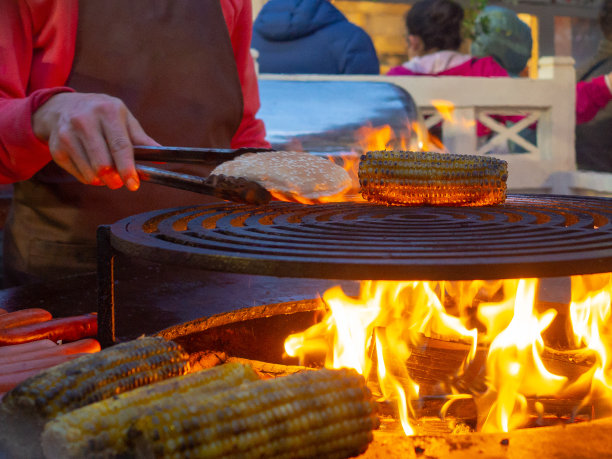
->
[133, 145, 273, 205]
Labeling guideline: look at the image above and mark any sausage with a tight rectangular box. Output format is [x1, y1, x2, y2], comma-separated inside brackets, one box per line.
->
[0, 308, 52, 330]
[0, 339, 57, 357]
[0, 339, 100, 365]
[0, 353, 86, 375]
[0, 368, 49, 392]
[0, 314, 97, 346]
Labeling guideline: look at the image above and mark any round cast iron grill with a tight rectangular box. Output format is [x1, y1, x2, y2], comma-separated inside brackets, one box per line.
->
[109, 194, 612, 280]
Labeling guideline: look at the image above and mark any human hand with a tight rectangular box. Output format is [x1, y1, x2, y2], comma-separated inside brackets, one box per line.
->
[32, 92, 159, 190]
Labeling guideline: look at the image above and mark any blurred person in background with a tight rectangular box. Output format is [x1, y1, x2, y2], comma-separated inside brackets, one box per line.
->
[252, 0, 380, 74]
[387, 0, 509, 79]
[470, 6, 533, 78]
[470, 6, 535, 150]
[575, 0, 612, 172]
[471, 4, 612, 128]
[387, 0, 510, 139]
[390, 0, 612, 149]
[0, 0, 269, 286]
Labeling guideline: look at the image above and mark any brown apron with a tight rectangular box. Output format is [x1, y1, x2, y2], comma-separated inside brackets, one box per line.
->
[4, 0, 244, 286]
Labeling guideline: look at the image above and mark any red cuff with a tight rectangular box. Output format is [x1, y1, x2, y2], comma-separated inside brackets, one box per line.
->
[0, 87, 74, 183]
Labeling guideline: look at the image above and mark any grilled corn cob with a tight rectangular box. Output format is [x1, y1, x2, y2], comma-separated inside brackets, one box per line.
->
[41, 362, 259, 459]
[359, 150, 508, 206]
[45, 368, 378, 459]
[1, 336, 189, 420]
[131, 367, 377, 459]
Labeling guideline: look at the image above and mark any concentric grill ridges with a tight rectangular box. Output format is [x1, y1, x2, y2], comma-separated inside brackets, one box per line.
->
[109, 195, 612, 280]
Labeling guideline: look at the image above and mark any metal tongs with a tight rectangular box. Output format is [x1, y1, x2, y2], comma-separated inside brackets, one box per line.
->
[133, 145, 273, 205]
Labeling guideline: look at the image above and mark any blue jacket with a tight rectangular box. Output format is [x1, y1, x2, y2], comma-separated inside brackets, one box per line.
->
[252, 0, 379, 74]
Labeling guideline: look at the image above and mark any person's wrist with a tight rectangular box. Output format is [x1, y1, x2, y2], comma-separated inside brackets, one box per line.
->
[32, 93, 68, 142]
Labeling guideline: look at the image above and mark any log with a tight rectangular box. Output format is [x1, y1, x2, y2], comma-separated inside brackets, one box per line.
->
[188, 350, 309, 379]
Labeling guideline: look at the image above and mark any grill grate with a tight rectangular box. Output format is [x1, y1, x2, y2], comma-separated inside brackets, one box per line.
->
[108, 194, 612, 280]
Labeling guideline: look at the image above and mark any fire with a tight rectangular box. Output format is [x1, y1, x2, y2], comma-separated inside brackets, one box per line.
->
[272, 119, 432, 204]
[284, 274, 612, 435]
[272, 96, 486, 204]
[476, 279, 566, 432]
[431, 99, 477, 131]
[565, 273, 612, 417]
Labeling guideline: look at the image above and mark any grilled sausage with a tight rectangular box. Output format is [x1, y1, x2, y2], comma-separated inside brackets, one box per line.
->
[0, 308, 52, 330]
[0, 368, 47, 392]
[0, 339, 100, 365]
[1, 353, 86, 375]
[0, 339, 57, 357]
[0, 314, 97, 346]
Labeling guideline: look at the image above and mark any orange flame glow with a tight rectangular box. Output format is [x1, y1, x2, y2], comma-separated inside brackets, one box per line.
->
[285, 280, 478, 435]
[565, 274, 612, 417]
[431, 99, 477, 131]
[476, 279, 566, 432]
[284, 275, 612, 435]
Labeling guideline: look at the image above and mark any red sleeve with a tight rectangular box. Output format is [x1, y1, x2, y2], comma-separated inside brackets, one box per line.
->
[220, 0, 270, 149]
[0, 0, 77, 183]
[576, 75, 612, 124]
[386, 66, 415, 76]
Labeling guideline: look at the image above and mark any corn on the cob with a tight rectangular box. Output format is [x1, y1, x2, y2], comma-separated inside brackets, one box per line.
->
[359, 150, 508, 206]
[45, 367, 378, 459]
[41, 362, 260, 459]
[132, 367, 377, 459]
[1, 336, 189, 420]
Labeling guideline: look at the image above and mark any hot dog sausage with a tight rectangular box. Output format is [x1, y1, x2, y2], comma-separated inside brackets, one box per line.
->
[0, 368, 48, 392]
[0, 308, 52, 330]
[0, 314, 97, 346]
[0, 339, 57, 357]
[0, 353, 86, 375]
[0, 339, 100, 365]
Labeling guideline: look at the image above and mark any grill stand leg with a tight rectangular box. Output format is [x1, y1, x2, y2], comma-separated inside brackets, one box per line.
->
[97, 225, 116, 347]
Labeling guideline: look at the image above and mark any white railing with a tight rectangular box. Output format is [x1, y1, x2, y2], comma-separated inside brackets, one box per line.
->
[258, 57, 612, 196]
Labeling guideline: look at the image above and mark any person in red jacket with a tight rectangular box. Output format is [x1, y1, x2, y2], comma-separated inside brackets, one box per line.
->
[0, 0, 270, 286]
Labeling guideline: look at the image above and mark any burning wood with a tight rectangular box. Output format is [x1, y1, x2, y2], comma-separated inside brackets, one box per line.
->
[284, 275, 612, 436]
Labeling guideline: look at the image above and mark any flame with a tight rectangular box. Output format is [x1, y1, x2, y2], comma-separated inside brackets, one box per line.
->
[565, 273, 612, 417]
[431, 99, 476, 131]
[285, 280, 478, 435]
[284, 275, 612, 435]
[476, 279, 566, 432]
[272, 98, 488, 203]
[272, 114, 453, 204]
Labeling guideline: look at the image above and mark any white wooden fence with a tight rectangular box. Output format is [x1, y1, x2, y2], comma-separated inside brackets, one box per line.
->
[258, 57, 612, 197]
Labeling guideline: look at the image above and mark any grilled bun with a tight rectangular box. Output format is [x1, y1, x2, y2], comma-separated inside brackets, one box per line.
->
[211, 151, 352, 201]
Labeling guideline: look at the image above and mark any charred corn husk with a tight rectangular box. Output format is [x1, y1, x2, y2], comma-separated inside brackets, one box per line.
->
[1, 336, 189, 420]
[359, 150, 508, 206]
[41, 362, 259, 459]
[45, 367, 378, 459]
